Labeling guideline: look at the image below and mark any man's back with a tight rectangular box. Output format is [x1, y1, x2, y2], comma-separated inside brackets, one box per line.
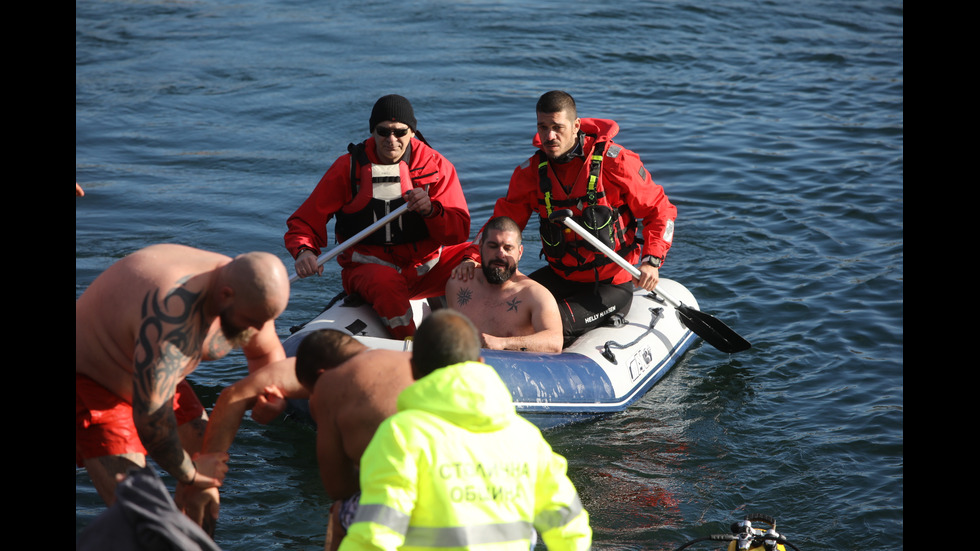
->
[311, 348, 414, 499]
[75, 244, 228, 401]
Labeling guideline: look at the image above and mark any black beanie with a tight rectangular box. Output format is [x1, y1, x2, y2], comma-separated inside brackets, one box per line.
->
[369, 95, 417, 133]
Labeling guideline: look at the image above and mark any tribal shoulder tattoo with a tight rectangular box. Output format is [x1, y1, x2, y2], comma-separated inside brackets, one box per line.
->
[132, 277, 210, 474]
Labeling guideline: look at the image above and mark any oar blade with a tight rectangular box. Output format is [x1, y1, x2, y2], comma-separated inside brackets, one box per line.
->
[675, 303, 751, 353]
[551, 210, 752, 353]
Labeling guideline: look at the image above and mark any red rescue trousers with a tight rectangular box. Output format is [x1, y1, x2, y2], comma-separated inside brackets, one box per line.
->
[340, 242, 470, 339]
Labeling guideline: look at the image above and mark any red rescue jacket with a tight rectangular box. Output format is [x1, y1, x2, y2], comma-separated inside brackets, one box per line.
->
[285, 137, 470, 273]
[479, 118, 676, 285]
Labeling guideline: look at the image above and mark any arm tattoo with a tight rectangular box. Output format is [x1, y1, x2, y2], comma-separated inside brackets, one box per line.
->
[132, 278, 208, 478]
[456, 287, 473, 307]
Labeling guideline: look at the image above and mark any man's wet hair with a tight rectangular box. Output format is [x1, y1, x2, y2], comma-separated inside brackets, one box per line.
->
[295, 329, 364, 390]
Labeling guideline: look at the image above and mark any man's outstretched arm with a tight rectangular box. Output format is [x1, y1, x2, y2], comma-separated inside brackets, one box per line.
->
[202, 357, 309, 457]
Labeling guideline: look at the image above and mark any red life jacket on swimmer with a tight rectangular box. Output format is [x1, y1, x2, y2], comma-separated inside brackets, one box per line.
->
[536, 132, 639, 280]
[334, 142, 430, 246]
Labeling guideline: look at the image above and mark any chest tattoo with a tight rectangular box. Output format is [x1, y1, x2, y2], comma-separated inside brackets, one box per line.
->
[456, 287, 473, 307]
[506, 297, 521, 312]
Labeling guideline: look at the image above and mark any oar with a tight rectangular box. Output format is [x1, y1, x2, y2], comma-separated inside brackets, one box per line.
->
[548, 210, 751, 353]
[289, 203, 411, 283]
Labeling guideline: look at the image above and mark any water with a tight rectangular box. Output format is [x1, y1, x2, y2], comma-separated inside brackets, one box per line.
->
[76, 1, 903, 549]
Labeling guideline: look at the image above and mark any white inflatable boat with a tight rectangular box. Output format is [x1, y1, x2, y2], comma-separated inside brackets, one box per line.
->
[282, 278, 701, 430]
[281, 210, 749, 429]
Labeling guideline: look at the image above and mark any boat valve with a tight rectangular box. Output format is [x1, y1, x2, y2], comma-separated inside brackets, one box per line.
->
[601, 342, 617, 364]
[648, 307, 664, 329]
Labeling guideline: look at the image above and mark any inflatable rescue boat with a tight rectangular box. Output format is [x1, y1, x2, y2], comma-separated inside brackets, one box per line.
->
[282, 278, 700, 430]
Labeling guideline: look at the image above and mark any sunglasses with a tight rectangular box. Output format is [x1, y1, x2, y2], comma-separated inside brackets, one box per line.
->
[375, 126, 411, 138]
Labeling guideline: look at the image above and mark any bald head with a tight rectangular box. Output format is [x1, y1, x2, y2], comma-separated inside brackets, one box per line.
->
[222, 252, 290, 320]
[411, 310, 481, 379]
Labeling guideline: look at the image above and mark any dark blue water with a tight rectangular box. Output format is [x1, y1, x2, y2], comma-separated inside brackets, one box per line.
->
[76, 1, 903, 549]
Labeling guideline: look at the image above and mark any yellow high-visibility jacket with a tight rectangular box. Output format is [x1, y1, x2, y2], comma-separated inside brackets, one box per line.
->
[339, 361, 592, 551]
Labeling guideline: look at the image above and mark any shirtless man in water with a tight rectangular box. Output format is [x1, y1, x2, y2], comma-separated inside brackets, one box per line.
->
[446, 216, 563, 353]
[200, 329, 413, 550]
[75, 244, 290, 532]
[295, 330, 415, 551]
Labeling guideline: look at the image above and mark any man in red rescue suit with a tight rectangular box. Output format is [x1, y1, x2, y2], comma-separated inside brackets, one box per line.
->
[459, 90, 677, 348]
[285, 95, 470, 339]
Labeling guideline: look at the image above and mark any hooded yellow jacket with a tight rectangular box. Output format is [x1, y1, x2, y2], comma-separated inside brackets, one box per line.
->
[339, 361, 591, 551]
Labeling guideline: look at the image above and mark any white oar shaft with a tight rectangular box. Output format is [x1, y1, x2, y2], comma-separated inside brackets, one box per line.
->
[289, 203, 411, 283]
[557, 216, 684, 309]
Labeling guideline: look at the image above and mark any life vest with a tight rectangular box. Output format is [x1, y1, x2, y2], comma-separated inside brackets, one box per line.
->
[334, 142, 430, 246]
[536, 135, 639, 279]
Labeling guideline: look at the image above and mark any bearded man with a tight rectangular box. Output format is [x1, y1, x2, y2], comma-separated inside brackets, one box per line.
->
[445, 217, 562, 353]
